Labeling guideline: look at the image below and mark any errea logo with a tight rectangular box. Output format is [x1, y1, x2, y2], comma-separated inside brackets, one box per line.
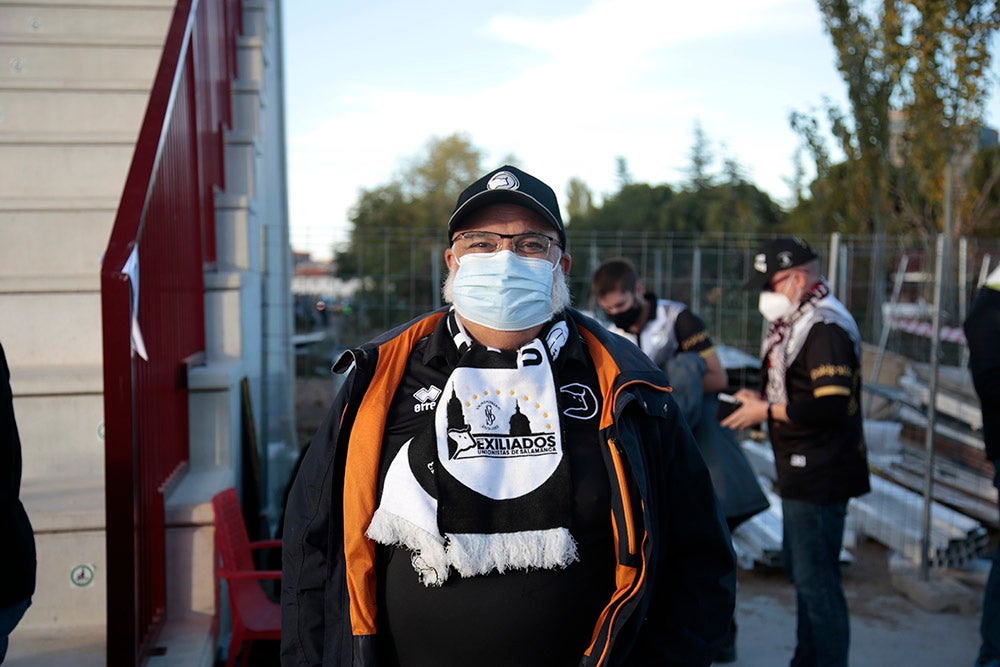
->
[413, 385, 442, 413]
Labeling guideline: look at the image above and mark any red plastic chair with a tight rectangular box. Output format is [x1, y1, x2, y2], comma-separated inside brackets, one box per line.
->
[211, 487, 282, 667]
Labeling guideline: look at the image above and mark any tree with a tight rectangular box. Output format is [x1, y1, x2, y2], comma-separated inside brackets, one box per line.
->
[334, 134, 487, 325]
[967, 144, 1000, 237]
[565, 177, 594, 222]
[791, 0, 1000, 238]
[687, 120, 714, 191]
[615, 156, 634, 188]
[568, 182, 675, 236]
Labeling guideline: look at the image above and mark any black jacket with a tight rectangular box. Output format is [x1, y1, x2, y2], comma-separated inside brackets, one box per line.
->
[1, 340, 36, 606]
[964, 286, 1000, 461]
[280, 309, 735, 666]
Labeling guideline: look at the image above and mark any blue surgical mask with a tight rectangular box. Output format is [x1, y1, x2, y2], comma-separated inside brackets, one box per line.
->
[451, 251, 558, 331]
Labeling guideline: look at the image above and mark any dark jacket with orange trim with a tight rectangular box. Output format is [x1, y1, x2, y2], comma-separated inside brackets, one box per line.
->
[280, 308, 735, 667]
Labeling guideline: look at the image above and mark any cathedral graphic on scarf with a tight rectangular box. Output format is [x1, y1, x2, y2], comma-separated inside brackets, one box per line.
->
[367, 333, 578, 586]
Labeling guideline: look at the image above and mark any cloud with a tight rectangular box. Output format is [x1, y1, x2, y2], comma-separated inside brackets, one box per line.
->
[284, 0, 850, 258]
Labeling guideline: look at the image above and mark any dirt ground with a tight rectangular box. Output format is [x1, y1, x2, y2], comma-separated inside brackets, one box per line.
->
[293, 375, 341, 445]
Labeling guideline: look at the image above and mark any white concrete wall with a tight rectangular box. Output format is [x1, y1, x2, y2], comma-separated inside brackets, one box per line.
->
[0, 0, 171, 633]
[0, 3, 294, 662]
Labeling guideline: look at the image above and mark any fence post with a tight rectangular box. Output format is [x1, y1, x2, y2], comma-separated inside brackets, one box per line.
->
[828, 232, 841, 296]
[865, 255, 909, 417]
[691, 245, 702, 315]
[920, 233, 945, 580]
[431, 244, 441, 310]
[838, 242, 848, 302]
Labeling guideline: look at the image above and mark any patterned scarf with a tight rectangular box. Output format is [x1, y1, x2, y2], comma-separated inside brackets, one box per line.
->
[366, 315, 577, 586]
[761, 279, 830, 404]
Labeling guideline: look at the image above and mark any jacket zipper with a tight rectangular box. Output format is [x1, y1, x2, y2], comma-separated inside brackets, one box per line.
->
[584, 435, 645, 666]
[607, 436, 636, 556]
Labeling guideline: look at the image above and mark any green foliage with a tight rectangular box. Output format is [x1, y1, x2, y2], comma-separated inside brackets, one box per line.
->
[569, 182, 675, 236]
[332, 134, 487, 325]
[791, 0, 1000, 239]
[615, 156, 634, 188]
[967, 144, 1000, 236]
[687, 120, 714, 191]
[568, 125, 786, 237]
[569, 179, 784, 237]
[565, 177, 594, 220]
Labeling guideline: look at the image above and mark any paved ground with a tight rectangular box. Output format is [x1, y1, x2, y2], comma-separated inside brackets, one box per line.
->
[7, 538, 983, 666]
[733, 537, 983, 667]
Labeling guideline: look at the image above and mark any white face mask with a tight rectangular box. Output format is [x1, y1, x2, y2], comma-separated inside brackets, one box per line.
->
[758, 290, 795, 323]
[449, 251, 560, 331]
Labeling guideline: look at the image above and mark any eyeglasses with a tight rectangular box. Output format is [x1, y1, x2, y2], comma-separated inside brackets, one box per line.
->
[450, 231, 559, 258]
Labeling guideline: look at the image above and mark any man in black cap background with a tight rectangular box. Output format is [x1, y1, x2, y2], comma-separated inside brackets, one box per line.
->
[281, 165, 736, 666]
[722, 237, 870, 667]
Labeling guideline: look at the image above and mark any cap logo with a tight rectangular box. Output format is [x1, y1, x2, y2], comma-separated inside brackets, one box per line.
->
[753, 253, 767, 273]
[486, 171, 520, 191]
[777, 251, 794, 269]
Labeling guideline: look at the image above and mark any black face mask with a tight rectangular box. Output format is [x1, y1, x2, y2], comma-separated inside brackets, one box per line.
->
[610, 300, 642, 330]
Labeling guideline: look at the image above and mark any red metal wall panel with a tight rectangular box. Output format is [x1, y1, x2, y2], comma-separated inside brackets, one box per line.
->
[100, 0, 243, 663]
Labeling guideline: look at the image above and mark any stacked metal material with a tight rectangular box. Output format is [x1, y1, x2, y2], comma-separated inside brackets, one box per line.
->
[734, 437, 988, 571]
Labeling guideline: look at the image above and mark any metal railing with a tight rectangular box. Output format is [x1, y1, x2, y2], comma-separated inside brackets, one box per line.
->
[100, 0, 241, 663]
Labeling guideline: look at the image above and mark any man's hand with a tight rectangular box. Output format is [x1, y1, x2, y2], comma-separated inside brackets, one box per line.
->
[721, 389, 769, 430]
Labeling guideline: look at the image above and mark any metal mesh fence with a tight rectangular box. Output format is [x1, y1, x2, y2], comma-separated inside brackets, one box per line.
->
[328, 229, 1000, 363]
[296, 229, 999, 570]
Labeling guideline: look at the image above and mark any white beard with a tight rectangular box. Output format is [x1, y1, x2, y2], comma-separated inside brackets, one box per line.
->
[441, 264, 573, 316]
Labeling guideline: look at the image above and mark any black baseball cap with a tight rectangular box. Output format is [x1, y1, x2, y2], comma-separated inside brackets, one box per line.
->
[448, 165, 566, 248]
[743, 237, 819, 290]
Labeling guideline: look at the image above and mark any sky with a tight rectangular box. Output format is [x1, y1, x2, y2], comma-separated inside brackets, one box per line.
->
[281, 0, 1000, 261]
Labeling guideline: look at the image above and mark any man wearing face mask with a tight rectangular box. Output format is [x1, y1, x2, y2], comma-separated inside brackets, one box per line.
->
[281, 165, 736, 667]
[590, 257, 730, 395]
[591, 258, 768, 663]
[722, 237, 869, 667]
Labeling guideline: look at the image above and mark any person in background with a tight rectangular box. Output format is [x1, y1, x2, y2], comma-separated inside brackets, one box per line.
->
[723, 236, 870, 667]
[0, 339, 36, 663]
[964, 263, 1000, 667]
[590, 257, 729, 393]
[591, 257, 769, 663]
[281, 165, 736, 667]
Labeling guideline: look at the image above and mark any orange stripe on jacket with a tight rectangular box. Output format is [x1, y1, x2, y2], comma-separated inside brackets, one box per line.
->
[343, 313, 444, 636]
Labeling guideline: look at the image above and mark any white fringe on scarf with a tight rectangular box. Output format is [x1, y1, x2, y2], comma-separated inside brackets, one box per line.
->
[368, 509, 578, 586]
[448, 528, 578, 578]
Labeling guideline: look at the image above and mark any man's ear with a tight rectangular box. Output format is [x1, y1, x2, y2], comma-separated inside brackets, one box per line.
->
[559, 251, 572, 275]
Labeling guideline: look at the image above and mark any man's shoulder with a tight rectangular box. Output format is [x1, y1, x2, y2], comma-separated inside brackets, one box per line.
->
[967, 287, 1000, 326]
[368, 308, 448, 345]
[569, 309, 665, 376]
[333, 309, 447, 374]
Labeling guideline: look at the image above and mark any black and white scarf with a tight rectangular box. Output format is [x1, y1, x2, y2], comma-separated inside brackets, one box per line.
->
[762, 278, 860, 404]
[366, 316, 577, 586]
